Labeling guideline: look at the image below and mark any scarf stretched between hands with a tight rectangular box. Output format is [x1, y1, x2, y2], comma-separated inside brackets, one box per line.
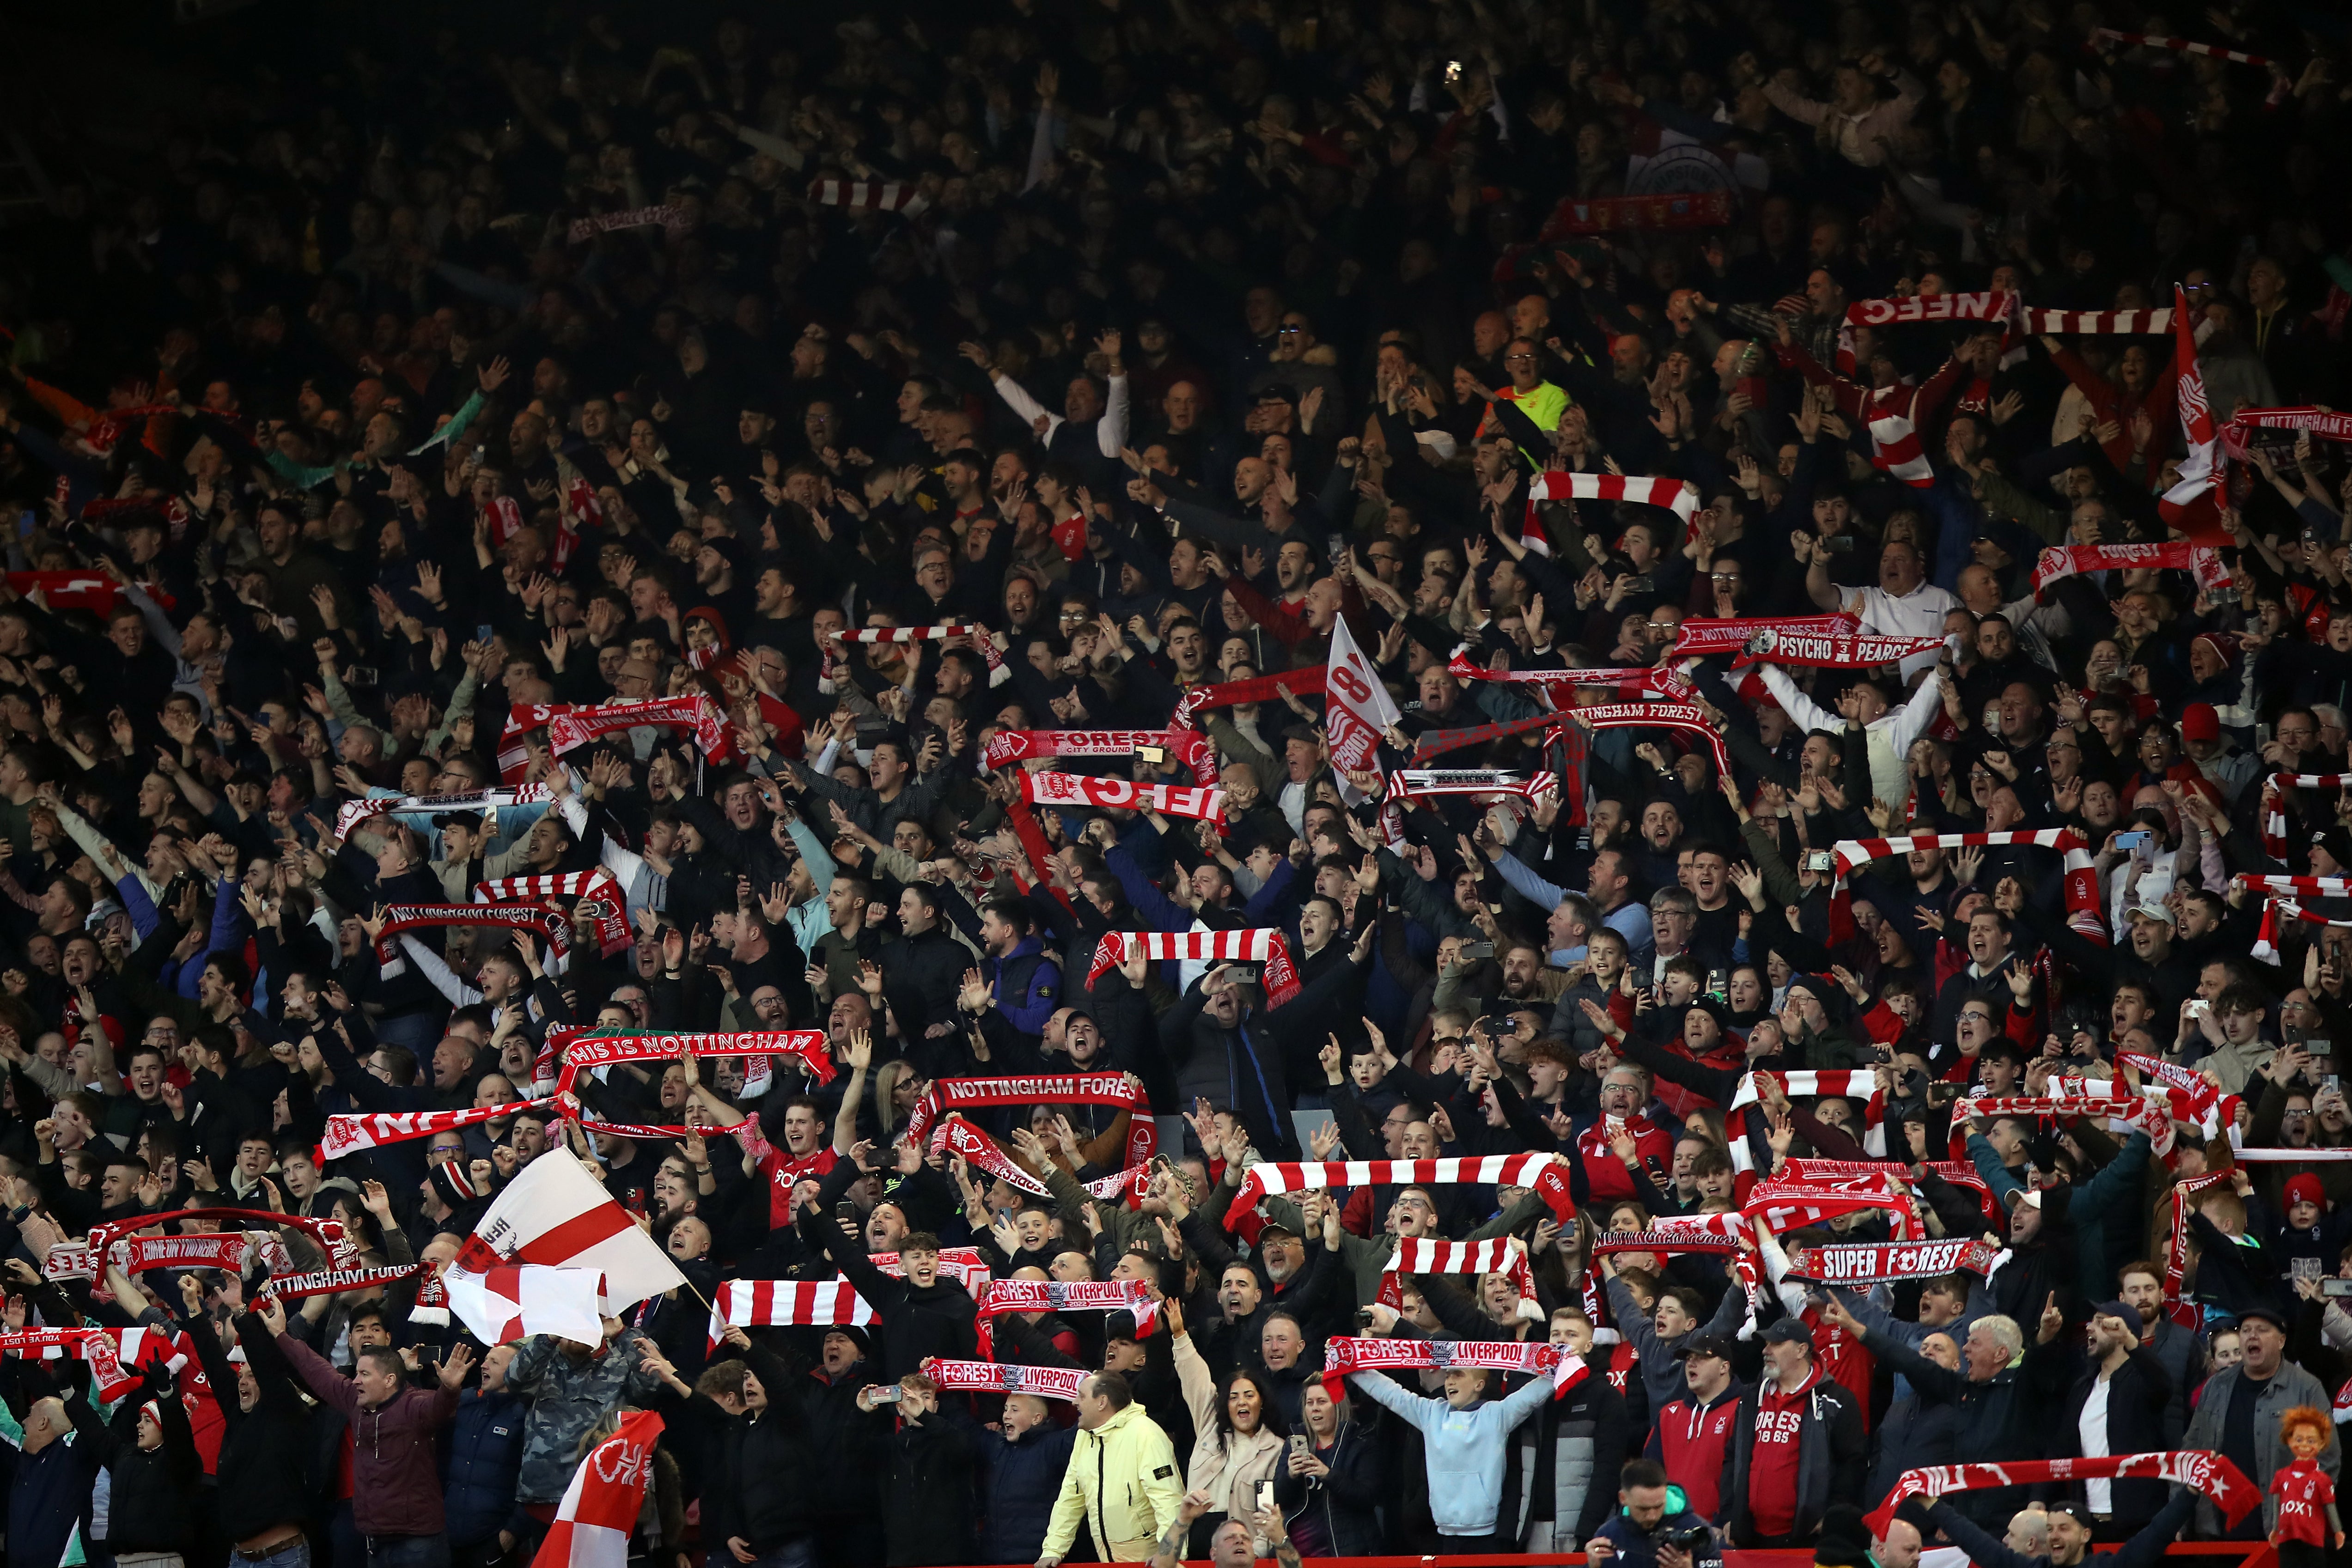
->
[1016, 769, 1226, 826]
[1944, 1095, 2166, 1159]
[374, 904, 572, 979]
[1729, 629, 1949, 669]
[971, 1278, 1160, 1358]
[1785, 1238, 1999, 1284]
[323, 1097, 560, 1159]
[2030, 542, 2229, 602]
[2090, 27, 2277, 67]
[927, 1114, 1149, 1204]
[1085, 928, 1301, 1006]
[1670, 613, 1859, 660]
[1320, 1335, 1589, 1405]
[544, 1027, 834, 1095]
[542, 694, 739, 765]
[1827, 831, 2099, 947]
[474, 869, 633, 958]
[1411, 709, 1575, 762]
[1563, 701, 1733, 780]
[264, 1263, 427, 1301]
[90, 1209, 352, 1268]
[335, 784, 551, 841]
[1169, 667, 1326, 729]
[902, 1073, 1153, 1167]
[705, 1279, 876, 1344]
[1591, 1211, 1762, 1330]
[1444, 651, 1692, 701]
[832, 622, 1005, 674]
[567, 206, 688, 243]
[2220, 405, 2352, 462]
[982, 728, 1216, 784]
[1523, 474, 1697, 553]
[1377, 1237, 1535, 1311]
[1722, 1070, 1890, 1177]
[1226, 1154, 1575, 1229]
[808, 178, 930, 218]
[1865, 1451, 2257, 1537]
[1742, 1159, 1924, 1238]
[922, 1358, 1085, 1402]
[1384, 767, 1560, 808]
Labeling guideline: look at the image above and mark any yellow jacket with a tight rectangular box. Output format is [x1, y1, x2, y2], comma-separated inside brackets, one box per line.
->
[1041, 1399, 1185, 1559]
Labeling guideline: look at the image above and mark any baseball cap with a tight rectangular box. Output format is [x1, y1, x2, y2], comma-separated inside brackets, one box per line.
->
[2129, 903, 2174, 926]
[2180, 702, 2220, 743]
[1763, 1317, 1814, 1348]
[2235, 1304, 2289, 1332]
[2093, 1299, 2134, 1325]
[1676, 1331, 1735, 1361]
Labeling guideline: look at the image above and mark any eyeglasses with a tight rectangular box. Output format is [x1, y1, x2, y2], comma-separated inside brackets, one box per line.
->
[1505, 352, 1537, 364]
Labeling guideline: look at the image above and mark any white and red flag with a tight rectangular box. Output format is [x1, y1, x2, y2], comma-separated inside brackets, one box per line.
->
[2158, 284, 2226, 544]
[531, 1408, 666, 1568]
[1324, 614, 1401, 779]
[446, 1264, 607, 1346]
[452, 1148, 683, 1313]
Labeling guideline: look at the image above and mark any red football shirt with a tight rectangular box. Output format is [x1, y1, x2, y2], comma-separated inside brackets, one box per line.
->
[2272, 1460, 2335, 1546]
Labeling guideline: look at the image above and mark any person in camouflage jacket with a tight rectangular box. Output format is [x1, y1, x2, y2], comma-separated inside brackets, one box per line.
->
[506, 1321, 664, 1507]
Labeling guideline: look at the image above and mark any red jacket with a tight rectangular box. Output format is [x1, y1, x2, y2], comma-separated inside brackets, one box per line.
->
[278, 1332, 459, 1538]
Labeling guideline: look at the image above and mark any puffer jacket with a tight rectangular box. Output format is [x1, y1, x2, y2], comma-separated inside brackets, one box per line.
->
[441, 1388, 530, 1549]
[1176, 1331, 1287, 1548]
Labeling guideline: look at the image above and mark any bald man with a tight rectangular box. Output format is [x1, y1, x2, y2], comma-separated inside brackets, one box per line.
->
[11, 1392, 108, 1568]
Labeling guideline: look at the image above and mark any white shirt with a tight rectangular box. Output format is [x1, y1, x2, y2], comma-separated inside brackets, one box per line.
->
[2079, 1376, 2114, 1512]
[1847, 581, 1960, 677]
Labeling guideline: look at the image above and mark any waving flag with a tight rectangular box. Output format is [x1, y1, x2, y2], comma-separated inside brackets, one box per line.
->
[2158, 284, 2225, 544]
[453, 1148, 683, 1312]
[446, 1264, 606, 1346]
[531, 1408, 666, 1568]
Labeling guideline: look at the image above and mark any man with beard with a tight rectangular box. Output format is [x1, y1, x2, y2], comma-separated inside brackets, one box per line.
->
[2116, 1262, 2201, 1444]
[2044, 1299, 2175, 1533]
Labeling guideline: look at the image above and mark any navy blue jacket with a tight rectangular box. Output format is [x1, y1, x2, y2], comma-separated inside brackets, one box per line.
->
[979, 1419, 1080, 1566]
[441, 1388, 530, 1549]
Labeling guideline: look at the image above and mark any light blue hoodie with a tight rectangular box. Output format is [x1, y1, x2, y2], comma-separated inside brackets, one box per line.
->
[1350, 1366, 1557, 1535]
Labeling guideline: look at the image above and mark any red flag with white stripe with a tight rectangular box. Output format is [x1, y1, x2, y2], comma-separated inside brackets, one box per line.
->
[2159, 284, 2226, 544]
[530, 1408, 665, 1568]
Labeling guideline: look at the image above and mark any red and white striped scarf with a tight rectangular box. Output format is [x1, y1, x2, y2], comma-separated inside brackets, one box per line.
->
[2159, 285, 2227, 535]
[2248, 896, 2352, 964]
[544, 695, 737, 766]
[1227, 1154, 1575, 1227]
[809, 178, 930, 218]
[923, 1358, 1085, 1402]
[474, 869, 632, 957]
[1524, 472, 1697, 551]
[1378, 1237, 1535, 1310]
[2025, 306, 2174, 335]
[2091, 27, 2275, 66]
[1846, 292, 2015, 328]
[834, 623, 1004, 673]
[335, 784, 551, 842]
[982, 728, 1215, 785]
[705, 1278, 876, 1345]
[1861, 382, 1937, 486]
[903, 1073, 1153, 1163]
[1084, 928, 1301, 1005]
[1169, 667, 1325, 729]
[1865, 1451, 2255, 1538]
[1828, 830, 2100, 945]
[1729, 630, 1949, 669]
[1944, 1095, 2162, 1159]
[1723, 1072, 1888, 1176]
[1786, 1237, 1998, 1284]
[1017, 769, 1225, 825]
[1742, 1159, 1923, 1237]
[1443, 651, 1688, 701]
[375, 904, 571, 977]
[2031, 541, 2229, 602]
[2163, 1171, 2233, 1329]
[1320, 1335, 1588, 1404]
[1670, 613, 1859, 660]
[2254, 778, 2352, 861]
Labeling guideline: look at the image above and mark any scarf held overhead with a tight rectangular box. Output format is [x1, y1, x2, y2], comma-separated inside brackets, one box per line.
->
[981, 728, 1215, 784]
[1084, 928, 1302, 1006]
[1864, 1451, 2257, 1537]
